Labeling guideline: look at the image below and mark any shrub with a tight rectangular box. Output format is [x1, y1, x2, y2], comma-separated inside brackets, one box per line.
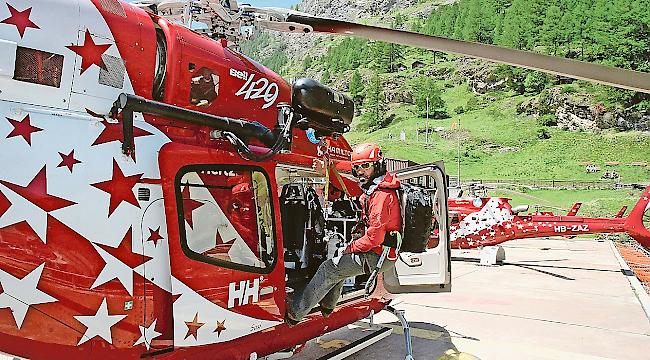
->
[524, 71, 554, 93]
[537, 128, 551, 139]
[538, 114, 558, 127]
[537, 89, 554, 115]
[466, 96, 480, 111]
[561, 85, 578, 94]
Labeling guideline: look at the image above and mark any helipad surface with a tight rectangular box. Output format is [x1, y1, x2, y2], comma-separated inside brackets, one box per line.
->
[292, 237, 650, 359]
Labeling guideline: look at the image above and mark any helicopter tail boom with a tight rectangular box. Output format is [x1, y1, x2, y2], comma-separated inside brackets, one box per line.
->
[624, 185, 650, 249]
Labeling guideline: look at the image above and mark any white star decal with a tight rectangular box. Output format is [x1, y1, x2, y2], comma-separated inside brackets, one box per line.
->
[480, 235, 487, 241]
[505, 223, 513, 229]
[0, 263, 57, 328]
[517, 224, 524, 229]
[91, 244, 133, 295]
[0, 186, 48, 243]
[134, 319, 162, 350]
[74, 298, 126, 345]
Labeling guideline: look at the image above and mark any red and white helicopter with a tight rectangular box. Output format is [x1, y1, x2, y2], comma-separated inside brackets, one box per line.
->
[0, 0, 647, 359]
[445, 188, 650, 249]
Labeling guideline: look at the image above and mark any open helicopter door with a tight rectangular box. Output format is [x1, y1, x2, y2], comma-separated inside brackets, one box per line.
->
[158, 143, 284, 349]
[383, 162, 451, 293]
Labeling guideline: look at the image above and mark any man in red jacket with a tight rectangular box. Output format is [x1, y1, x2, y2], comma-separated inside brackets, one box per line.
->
[286, 143, 401, 324]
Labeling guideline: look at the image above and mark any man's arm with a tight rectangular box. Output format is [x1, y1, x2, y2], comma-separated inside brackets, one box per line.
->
[347, 191, 396, 253]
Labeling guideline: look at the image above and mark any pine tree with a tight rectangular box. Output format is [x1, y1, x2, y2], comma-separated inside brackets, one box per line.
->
[321, 69, 331, 84]
[302, 55, 312, 71]
[411, 17, 424, 33]
[394, 13, 406, 29]
[363, 73, 387, 131]
[370, 42, 391, 72]
[498, 0, 535, 50]
[541, 5, 563, 55]
[410, 76, 446, 118]
[349, 70, 365, 103]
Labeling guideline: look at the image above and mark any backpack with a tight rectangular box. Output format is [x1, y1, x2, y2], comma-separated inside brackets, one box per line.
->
[383, 182, 434, 253]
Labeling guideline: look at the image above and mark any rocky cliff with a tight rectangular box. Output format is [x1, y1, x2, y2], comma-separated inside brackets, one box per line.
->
[296, 0, 421, 20]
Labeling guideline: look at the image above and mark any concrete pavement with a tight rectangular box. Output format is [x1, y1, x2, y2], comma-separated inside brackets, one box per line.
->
[293, 237, 650, 359]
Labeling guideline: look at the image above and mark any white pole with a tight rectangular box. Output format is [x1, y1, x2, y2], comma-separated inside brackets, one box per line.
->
[457, 118, 461, 185]
[426, 96, 429, 144]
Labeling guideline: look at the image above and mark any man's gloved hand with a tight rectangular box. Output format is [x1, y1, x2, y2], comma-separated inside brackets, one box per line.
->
[342, 244, 354, 254]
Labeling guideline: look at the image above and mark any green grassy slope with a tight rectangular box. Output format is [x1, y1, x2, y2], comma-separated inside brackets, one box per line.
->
[346, 81, 650, 183]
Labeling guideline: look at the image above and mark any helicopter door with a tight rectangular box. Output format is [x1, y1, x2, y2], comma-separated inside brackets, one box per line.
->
[383, 163, 451, 293]
[159, 143, 283, 348]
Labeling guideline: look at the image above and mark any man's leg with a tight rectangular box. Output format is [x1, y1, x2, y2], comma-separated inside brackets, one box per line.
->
[289, 253, 366, 321]
[319, 280, 345, 312]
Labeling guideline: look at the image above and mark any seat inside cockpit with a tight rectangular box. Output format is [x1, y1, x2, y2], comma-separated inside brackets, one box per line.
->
[276, 165, 366, 298]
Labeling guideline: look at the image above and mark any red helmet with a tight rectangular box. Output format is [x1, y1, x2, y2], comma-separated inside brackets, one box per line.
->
[232, 182, 252, 197]
[351, 143, 383, 165]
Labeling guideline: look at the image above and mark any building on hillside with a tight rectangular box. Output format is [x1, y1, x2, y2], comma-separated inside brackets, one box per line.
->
[411, 60, 426, 69]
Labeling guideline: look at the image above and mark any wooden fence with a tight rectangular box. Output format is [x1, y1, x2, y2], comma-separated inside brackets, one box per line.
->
[466, 179, 630, 190]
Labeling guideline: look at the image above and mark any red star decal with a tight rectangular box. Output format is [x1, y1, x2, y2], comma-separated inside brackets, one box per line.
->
[97, 227, 152, 269]
[147, 227, 164, 246]
[0, 166, 76, 213]
[215, 230, 225, 245]
[57, 150, 81, 172]
[181, 186, 204, 229]
[0, 190, 11, 218]
[496, 202, 508, 211]
[184, 313, 204, 340]
[214, 320, 226, 336]
[91, 160, 143, 216]
[171, 293, 182, 304]
[66, 29, 111, 74]
[92, 119, 153, 146]
[6, 115, 42, 146]
[45, 216, 105, 290]
[1, 4, 39, 38]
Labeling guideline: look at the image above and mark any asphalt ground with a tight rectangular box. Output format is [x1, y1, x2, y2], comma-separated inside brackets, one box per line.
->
[292, 237, 650, 360]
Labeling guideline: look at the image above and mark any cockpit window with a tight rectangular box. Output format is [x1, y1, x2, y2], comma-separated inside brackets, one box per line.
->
[189, 67, 219, 106]
[13, 47, 63, 88]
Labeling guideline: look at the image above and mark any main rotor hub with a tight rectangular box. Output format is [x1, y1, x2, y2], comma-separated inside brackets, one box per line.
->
[133, 0, 313, 44]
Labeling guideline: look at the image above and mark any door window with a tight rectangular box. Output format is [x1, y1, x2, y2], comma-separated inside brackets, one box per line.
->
[176, 166, 276, 272]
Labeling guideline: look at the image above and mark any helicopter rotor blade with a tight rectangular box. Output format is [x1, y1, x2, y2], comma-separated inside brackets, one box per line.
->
[286, 14, 650, 94]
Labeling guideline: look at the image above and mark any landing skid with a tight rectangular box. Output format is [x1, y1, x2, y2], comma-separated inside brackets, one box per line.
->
[266, 307, 416, 360]
[316, 327, 393, 360]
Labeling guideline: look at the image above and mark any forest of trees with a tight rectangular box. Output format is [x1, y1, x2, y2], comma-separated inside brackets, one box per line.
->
[316, 0, 648, 74]
[242, 0, 648, 131]
[421, 0, 648, 72]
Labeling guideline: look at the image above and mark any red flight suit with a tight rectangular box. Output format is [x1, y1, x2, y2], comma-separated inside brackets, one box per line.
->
[348, 172, 401, 258]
